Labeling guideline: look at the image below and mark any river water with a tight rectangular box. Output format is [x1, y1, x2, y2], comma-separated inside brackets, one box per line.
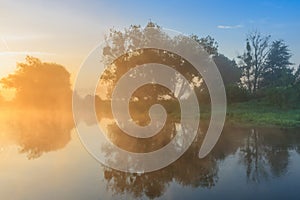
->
[1, 112, 300, 200]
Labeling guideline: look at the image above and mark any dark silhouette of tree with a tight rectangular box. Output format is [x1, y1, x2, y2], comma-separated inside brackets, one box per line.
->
[239, 40, 253, 92]
[239, 31, 271, 94]
[190, 34, 218, 55]
[0, 56, 72, 110]
[213, 54, 241, 86]
[261, 40, 294, 88]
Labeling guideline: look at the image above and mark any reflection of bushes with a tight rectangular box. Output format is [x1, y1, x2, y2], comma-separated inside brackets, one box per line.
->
[104, 154, 218, 199]
[102, 119, 176, 153]
[102, 133, 218, 199]
[99, 122, 219, 199]
[4, 110, 74, 159]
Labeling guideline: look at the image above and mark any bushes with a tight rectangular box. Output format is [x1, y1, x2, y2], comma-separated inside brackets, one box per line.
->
[226, 84, 250, 104]
[265, 86, 300, 108]
[226, 83, 300, 109]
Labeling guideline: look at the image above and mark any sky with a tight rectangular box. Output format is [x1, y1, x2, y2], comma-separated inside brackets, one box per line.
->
[1, 0, 300, 84]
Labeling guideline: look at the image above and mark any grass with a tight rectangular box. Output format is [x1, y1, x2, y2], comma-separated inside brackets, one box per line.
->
[168, 100, 300, 128]
[226, 101, 300, 128]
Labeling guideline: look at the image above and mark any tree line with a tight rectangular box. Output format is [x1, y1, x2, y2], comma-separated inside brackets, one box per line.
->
[235, 31, 300, 107]
[0, 22, 299, 110]
[189, 29, 300, 108]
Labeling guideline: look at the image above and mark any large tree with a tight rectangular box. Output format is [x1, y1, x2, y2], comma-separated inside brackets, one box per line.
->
[101, 22, 241, 106]
[0, 56, 72, 110]
[239, 31, 271, 93]
[101, 22, 213, 109]
[261, 40, 294, 88]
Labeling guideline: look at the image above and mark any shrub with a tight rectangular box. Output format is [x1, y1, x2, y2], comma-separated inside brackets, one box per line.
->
[265, 86, 299, 108]
[226, 84, 250, 104]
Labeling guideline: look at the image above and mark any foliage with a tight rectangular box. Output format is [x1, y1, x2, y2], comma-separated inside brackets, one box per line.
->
[190, 34, 218, 55]
[101, 22, 203, 101]
[295, 65, 300, 84]
[261, 40, 294, 88]
[239, 31, 271, 93]
[102, 22, 241, 108]
[0, 56, 72, 110]
[264, 85, 300, 108]
[213, 54, 241, 86]
[226, 84, 249, 103]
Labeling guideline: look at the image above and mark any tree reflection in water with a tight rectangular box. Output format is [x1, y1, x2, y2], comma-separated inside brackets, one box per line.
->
[98, 119, 300, 199]
[239, 127, 298, 183]
[0, 110, 74, 159]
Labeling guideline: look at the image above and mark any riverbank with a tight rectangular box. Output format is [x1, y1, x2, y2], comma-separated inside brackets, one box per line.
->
[166, 100, 300, 128]
[226, 101, 300, 128]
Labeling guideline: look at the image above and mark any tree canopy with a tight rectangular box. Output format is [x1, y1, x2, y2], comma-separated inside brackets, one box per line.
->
[261, 40, 294, 88]
[238, 31, 271, 93]
[100, 22, 241, 106]
[0, 56, 72, 110]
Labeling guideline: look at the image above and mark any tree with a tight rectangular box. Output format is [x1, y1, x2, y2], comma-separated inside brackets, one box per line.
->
[295, 64, 300, 85]
[261, 40, 294, 88]
[0, 56, 72, 110]
[190, 35, 218, 55]
[239, 31, 271, 94]
[213, 54, 241, 86]
[239, 40, 252, 92]
[101, 21, 242, 109]
[191, 35, 241, 86]
[212, 54, 247, 103]
[293, 65, 300, 103]
[101, 22, 212, 108]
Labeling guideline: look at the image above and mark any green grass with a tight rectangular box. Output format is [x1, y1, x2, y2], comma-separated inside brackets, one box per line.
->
[168, 100, 300, 128]
[226, 101, 300, 128]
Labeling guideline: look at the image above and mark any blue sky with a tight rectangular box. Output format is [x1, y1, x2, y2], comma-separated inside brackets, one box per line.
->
[103, 0, 300, 62]
[1, 0, 300, 79]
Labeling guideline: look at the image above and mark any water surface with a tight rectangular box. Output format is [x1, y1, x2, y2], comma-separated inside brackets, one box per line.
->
[1, 111, 300, 200]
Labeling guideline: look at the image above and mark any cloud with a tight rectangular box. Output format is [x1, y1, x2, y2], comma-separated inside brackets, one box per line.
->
[217, 25, 243, 29]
